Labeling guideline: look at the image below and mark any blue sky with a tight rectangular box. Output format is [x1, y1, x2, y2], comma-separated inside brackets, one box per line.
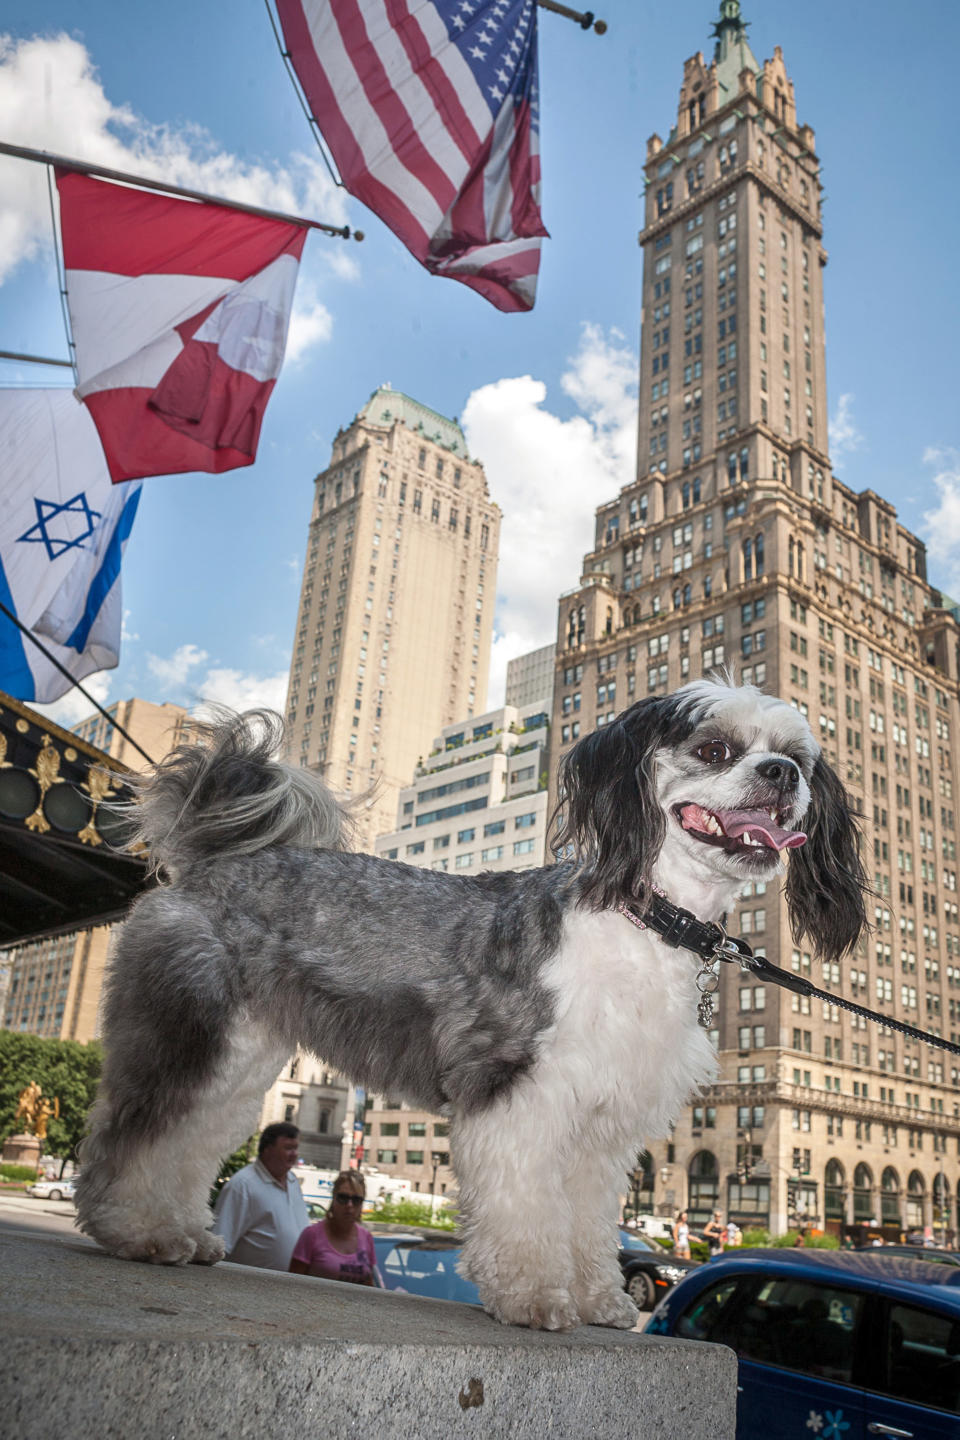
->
[2, 0, 959, 727]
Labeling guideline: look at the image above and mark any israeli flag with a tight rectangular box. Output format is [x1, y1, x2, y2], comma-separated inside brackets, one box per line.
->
[0, 389, 141, 703]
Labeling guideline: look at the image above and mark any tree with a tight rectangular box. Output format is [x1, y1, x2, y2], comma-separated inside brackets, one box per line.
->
[0, 1030, 103, 1165]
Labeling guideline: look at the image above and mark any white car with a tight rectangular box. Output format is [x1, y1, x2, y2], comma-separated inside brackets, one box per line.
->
[25, 1177, 76, 1201]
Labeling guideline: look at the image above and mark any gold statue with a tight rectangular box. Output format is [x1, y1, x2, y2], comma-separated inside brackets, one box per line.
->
[14, 1082, 58, 1137]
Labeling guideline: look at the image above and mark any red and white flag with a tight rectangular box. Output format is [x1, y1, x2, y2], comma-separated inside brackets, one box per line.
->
[56, 170, 308, 483]
[277, 0, 547, 313]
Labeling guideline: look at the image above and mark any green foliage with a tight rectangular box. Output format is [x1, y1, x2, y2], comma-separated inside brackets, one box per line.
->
[373, 1196, 457, 1231]
[0, 1030, 103, 1161]
[209, 1136, 257, 1208]
[737, 1228, 773, 1248]
[0, 1163, 38, 1181]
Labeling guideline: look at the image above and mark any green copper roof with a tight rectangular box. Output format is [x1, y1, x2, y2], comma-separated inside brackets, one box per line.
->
[711, 0, 760, 104]
[359, 385, 468, 455]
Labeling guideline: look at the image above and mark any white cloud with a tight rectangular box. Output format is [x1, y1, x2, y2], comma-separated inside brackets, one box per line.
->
[921, 447, 960, 594]
[828, 393, 864, 469]
[0, 31, 349, 348]
[194, 667, 289, 714]
[147, 642, 209, 689]
[463, 324, 638, 706]
[31, 667, 113, 728]
[285, 276, 334, 364]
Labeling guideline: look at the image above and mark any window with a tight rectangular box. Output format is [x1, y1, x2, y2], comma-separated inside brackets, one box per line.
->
[881, 1304, 960, 1415]
[730, 1278, 864, 1383]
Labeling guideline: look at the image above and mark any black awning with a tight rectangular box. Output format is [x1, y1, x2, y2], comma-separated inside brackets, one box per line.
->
[0, 691, 149, 946]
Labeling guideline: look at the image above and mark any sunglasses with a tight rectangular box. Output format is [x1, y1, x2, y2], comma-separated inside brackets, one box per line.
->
[334, 1192, 364, 1206]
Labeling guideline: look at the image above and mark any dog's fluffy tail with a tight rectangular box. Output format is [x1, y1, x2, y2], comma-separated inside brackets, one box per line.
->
[124, 708, 351, 881]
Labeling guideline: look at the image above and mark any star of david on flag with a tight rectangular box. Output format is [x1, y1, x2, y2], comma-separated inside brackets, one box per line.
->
[0, 389, 141, 703]
[277, 0, 548, 312]
[55, 170, 308, 483]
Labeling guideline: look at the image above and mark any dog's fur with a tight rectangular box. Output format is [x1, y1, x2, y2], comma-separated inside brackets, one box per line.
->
[76, 678, 867, 1330]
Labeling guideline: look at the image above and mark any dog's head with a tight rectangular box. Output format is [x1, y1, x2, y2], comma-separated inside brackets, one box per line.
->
[554, 676, 868, 963]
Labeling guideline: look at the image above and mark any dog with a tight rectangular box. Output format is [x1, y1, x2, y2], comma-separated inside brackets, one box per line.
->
[76, 677, 867, 1330]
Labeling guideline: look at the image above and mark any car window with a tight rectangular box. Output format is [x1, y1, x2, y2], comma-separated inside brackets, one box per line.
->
[729, 1278, 864, 1383]
[676, 1278, 742, 1342]
[883, 1303, 960, 1415]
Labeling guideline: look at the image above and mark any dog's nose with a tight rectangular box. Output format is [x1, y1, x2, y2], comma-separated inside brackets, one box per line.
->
[756, 757, 800, 790]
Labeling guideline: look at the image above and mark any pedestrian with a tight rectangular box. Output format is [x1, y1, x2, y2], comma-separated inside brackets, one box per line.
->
[672, 1209, 691, 1259]
[211, 1122, 310, 1271]
[726, 1218, 742, 1247]
[703, 1210, 725, 1256]
[290, 1170, 377, 1286]
[793, 1231, 805, 1247]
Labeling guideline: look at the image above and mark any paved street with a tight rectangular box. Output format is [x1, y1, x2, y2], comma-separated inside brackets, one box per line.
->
[0, 1192, 91, 1246]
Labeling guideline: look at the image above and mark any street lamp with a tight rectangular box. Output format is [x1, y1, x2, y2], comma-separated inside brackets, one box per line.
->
[430, 1151, 443, 1215]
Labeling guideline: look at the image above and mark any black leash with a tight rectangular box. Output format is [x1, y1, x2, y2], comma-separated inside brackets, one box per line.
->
[621, 893, 960, 1060]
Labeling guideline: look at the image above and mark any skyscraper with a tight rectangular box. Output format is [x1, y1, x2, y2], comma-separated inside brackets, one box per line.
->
[550, 3, 960, 1241]
[284, 386, 500, 852]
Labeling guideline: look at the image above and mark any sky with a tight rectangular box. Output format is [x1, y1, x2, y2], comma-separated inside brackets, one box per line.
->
[2, 0, 960, 731]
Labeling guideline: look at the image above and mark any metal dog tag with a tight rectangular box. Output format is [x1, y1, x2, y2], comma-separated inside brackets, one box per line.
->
[695, 961, 721, 1029]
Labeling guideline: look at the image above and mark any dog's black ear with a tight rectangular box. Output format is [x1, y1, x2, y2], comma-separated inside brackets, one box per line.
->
[785, 754, 870, 964]
[553, 695, 692, 911]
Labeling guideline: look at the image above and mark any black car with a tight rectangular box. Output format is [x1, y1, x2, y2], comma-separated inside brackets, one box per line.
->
[617, 1226, 698, 1309]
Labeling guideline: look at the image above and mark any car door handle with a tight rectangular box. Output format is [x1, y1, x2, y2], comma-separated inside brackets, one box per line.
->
[867, 1425, 914, 1438]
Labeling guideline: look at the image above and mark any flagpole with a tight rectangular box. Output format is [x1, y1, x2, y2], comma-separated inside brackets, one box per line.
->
[536, 0, 607, 34]
[0, 599, 156, 767]
[0, 141, 363, 241]
[0, 350, 73, 369]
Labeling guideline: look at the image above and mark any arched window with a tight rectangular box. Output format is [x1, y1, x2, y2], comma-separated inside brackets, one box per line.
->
[933, 1173, 950, 1227]
[688, 1150, 719, 1225]
[755, 533, 765, 577]
[739, 447, 749, 483]
[880, 1168, 900, 1225]
[683, 583, 692, 607]
[853, 1164, 873, 1222]
[605, 607, 613, 636]
[824, 1160, 845, 1221]
[703, 575, 712, 598]
[906, 1170, 925, 1230]
[727, 452, 738, 486]
[682, 481, 691, 510]
[692, 477, 701, 504]
[797, 542, 805, 581]
[673, 588, 682, 610]
[788, 536, 795, 575]
[743, 538, 753, 582]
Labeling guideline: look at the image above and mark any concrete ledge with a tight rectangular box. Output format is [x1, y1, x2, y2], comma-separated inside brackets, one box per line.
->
[1, 1232, 737, 1439]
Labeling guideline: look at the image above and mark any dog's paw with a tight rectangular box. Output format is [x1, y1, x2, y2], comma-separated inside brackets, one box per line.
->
[578, 1289, 640, 1330]
[191, 1230, 226, 1265]
[486, 1287, 581, 1332]
[112, 1233, 197, 1266]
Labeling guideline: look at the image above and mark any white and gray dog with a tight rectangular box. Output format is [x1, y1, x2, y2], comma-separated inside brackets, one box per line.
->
[76, 677, 866, 1330]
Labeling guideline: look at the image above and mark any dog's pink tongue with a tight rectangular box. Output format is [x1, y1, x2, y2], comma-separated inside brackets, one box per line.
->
[714, 808, 807, 850]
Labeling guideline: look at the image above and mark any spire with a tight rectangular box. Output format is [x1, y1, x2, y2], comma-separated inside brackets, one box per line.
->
[711, 0, 760, 102]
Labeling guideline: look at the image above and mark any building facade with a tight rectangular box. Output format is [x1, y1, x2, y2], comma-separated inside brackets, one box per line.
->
[374, 698, 551, 877]
[368, 696, 552, 1198]
[283, 386, 501, 853]
[550, 2, 960, 1241]
[505, 643, 556, 710]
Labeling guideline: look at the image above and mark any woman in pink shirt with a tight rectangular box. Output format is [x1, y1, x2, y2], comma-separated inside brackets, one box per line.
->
[290, 1170, 377, 1286]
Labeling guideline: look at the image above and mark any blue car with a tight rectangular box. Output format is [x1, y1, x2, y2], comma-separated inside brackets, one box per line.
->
[646, 1248, 960, 1438]
[373, 1233, 480, 1304]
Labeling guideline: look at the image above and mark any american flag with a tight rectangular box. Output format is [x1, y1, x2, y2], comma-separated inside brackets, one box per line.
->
[277, 0, 548, 311]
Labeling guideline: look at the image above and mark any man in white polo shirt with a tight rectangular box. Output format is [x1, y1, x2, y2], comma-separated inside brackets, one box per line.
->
[212, 1122, 310, 1270]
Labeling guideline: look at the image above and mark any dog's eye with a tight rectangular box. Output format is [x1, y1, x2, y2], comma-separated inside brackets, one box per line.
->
[697, 740, 731, 764]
